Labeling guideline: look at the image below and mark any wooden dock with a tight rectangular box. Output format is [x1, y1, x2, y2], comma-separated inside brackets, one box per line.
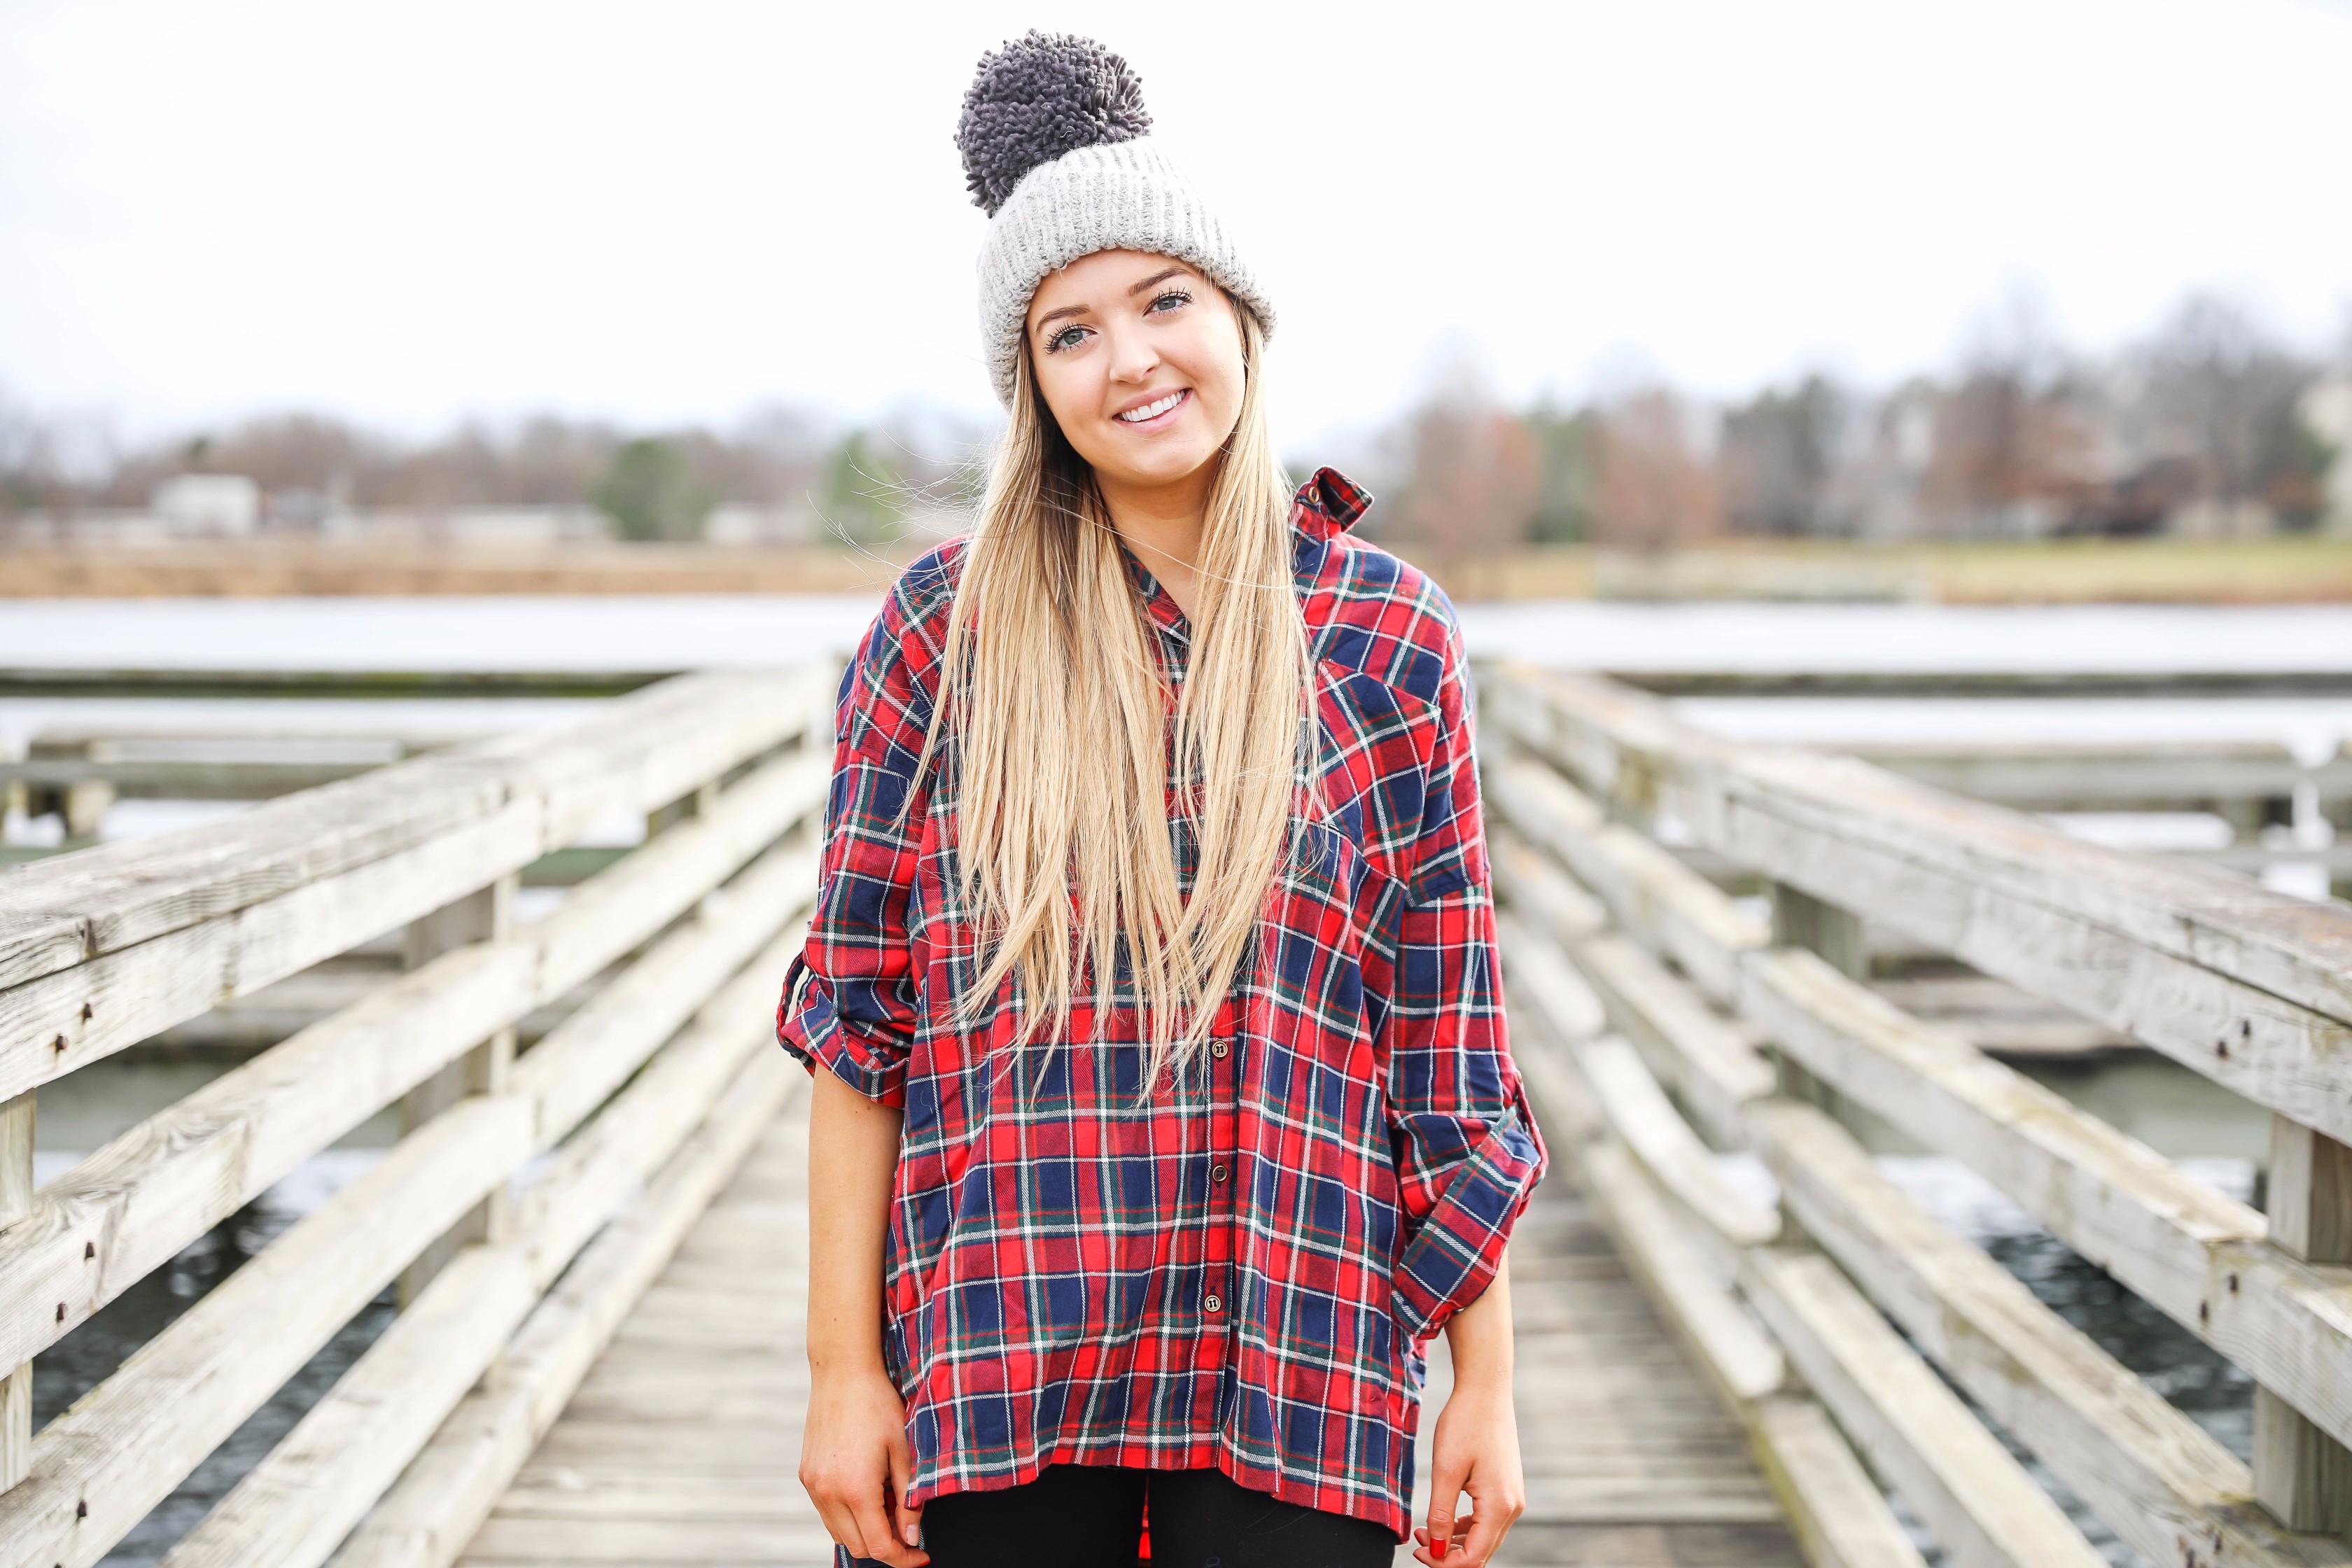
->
[6, 659, 2352, 1568]
[447, 1082, 1799, 1568]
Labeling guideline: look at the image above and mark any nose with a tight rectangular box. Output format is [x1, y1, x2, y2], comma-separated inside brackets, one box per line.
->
[1105, 320, 1160, 385]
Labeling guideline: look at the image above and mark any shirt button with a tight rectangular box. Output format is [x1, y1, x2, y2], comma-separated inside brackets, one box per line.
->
[1210, 1162, 1230, 1184]
[1210, 1040, 1230, 1060]
[1203, 1292, 1224, 1313]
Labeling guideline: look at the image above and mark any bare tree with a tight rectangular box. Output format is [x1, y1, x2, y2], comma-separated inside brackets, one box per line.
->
[1592, 388, 1720, 551]
[1377, 360, 1541, 554]
[2134, 293, 2325, 529]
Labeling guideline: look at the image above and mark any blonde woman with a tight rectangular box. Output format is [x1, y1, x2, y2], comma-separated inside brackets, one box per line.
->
[780, 34, 1546, 1568]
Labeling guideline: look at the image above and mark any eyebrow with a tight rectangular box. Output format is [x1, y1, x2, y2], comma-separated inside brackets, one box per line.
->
[1127, 265, 1188, 296]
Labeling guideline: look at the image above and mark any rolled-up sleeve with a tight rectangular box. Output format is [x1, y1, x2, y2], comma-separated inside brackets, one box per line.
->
[1384, 631, 1548, 1343]
[777, 567, 946, 1108]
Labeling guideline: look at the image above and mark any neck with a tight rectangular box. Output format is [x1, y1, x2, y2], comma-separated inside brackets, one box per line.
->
[1096, 461, 1215, 622]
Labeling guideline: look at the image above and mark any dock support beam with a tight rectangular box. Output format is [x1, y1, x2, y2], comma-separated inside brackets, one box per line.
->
[1, 1088, 32, 1491]
[2255, 1115, 2352, 1535]
[399, 876, 518, 1304]
[1770, 883, 1862, 1121]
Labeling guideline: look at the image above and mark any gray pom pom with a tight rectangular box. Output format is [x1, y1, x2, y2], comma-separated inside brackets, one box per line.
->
[955, 32, 1151, 216]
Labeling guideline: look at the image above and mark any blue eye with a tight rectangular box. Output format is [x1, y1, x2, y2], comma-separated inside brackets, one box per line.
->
[1046, 324, 1089, 354]
[1146, 289, 1191, 316]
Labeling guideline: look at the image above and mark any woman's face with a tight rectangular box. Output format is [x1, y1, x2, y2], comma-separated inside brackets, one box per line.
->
[1024, 250, 1245, 494]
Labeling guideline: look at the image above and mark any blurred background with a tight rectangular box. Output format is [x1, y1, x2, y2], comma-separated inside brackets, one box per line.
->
[4, 0, 2349, 587]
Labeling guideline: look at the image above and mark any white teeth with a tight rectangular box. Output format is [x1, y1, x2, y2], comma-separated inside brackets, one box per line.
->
[1116, 391, 1184, 423]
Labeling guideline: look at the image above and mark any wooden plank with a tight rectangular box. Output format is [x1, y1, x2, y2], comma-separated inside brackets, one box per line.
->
[153, 925, 807, 1568]
[2257, 1116, 2352, 1535]
[1490, 759, 1769, 1006]
[1747, 1097, 2352, 1568]
[1494, 913, 1610, 1059]
[1568, 935, 1775, 1151]
[0, 774, 820, 1373]
[1770, 884, 1865, 983]
[461, 1516, 838, 1562]
[0, 864, 815, 1568]
[0, 1093, 538, 1568]
[402, 876, 517, 1303]
[1507, 964, 1918, 1568]
[1492, 1520, 1810, 1566]
[1486, 664, 2352, 1135]
[1577, 1140, 1784, 1406]
[0, 666, 818, 991]
[0, 1088, 29, 1493]
[1733, 945, 2352, 1471]
[335, 1066, 802, 1568]
[1578, 1037, 1778, 1248]
[1742, 1247, 2109, 1568]
[1746, 1396, 1929, 1568]
[0, 669, 827, 1100]
[1492, 831, 1608, 944]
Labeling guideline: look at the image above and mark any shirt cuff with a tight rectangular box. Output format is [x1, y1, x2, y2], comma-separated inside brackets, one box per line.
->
[1389, 1107, 1546, 1343]
[777, 955, 910, 1107]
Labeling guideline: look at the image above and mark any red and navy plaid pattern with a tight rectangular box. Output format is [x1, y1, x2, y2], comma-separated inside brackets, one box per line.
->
[778, 468, 1546, 1544]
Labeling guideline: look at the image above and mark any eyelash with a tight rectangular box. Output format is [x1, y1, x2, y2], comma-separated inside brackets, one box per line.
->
[1042, 289, 1194, 355]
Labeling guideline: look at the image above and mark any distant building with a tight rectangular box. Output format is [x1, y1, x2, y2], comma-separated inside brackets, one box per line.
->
[151, 474, 260, 536]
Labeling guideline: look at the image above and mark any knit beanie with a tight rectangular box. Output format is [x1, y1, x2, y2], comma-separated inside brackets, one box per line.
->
[955, 33, 1275, 408]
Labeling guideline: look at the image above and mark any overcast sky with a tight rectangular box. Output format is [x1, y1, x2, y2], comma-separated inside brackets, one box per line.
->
[3, 0, 2348, 453]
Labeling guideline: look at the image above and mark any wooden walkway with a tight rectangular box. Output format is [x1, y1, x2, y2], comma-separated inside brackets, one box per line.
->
[455, 1082, 1797, 1568]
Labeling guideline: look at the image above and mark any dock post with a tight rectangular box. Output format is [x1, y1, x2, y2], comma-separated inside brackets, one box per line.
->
[400, 876, 519, 1304]
[2255, 1114, 2352, 1534]
[1769, 883, 1862, 1121]
[0, 1088, 32, 1490]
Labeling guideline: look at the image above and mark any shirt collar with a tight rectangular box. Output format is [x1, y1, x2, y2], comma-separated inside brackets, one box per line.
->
[1120, 467, 1373, 648]
[1290, 467, 1372, 541]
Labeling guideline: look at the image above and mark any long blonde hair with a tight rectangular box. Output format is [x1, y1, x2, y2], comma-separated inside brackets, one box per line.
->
[920, 306, 1308, 1090]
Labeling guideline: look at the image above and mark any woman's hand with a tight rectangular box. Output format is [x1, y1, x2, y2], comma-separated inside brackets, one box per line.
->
[803, 1070, 925, 1564]
[1412, 1368, 1525, 1565]
[1413, 1252, 1525, 1566]
[801, 1364, 927, 1567]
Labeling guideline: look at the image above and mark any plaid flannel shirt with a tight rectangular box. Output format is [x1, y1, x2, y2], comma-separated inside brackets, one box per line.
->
[778, 468, 1547, 1543]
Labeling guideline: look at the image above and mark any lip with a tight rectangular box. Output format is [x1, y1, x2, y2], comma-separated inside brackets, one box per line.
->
[1110, 388, 1191, 429]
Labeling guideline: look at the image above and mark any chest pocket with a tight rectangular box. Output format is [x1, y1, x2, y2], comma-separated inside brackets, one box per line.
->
[1312, 663, 1441, 889]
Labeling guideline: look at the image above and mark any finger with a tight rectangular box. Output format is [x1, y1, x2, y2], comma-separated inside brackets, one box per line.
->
[1460, 1500, 1511, 1567]
[851, 1484, 925, 1568]
[1425, 1458, 1469, 1560]
[813, 1492, 873, 1563]
[888, 1433, 924, 1553]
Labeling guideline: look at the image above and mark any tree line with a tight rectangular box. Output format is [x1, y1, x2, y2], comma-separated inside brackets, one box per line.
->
[4, 291, 2342, 550]
[1350, 291, 2346, 553]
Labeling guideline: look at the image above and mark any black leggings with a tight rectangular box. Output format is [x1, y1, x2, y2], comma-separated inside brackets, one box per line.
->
[869, 1463, 1396, 1568]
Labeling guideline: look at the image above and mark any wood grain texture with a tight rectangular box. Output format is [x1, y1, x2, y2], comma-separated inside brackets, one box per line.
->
[1489, 699, 2352, 1547]
[1749, 1098, 2352, 1568]
[0, 762, 821, 1373]
[157, 922, 808, 1568]
[1744, 1247, 2108, 1568]
[0, 1088, 29, 1493]
[0, 865, 816, 1568]
[0, 666, 827, 1098]
[401, 1069, 1808, 1565]
[1506, 959, 1919, 1568]
[1485, 664, 2352, 1135]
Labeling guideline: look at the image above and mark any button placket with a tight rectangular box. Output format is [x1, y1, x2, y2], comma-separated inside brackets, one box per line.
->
[1201, 1006, 1240, 1340]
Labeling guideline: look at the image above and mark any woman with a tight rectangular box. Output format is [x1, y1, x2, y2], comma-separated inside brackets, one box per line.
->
[780, 33, 1546, 1568]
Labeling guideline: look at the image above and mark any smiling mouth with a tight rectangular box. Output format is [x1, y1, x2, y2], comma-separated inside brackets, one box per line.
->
[1114, 389, 1189, 424]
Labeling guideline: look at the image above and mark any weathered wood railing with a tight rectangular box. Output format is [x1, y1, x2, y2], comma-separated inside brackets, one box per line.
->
[1482, 662, 2352, 1568]
[0, 665, 832, 1568]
